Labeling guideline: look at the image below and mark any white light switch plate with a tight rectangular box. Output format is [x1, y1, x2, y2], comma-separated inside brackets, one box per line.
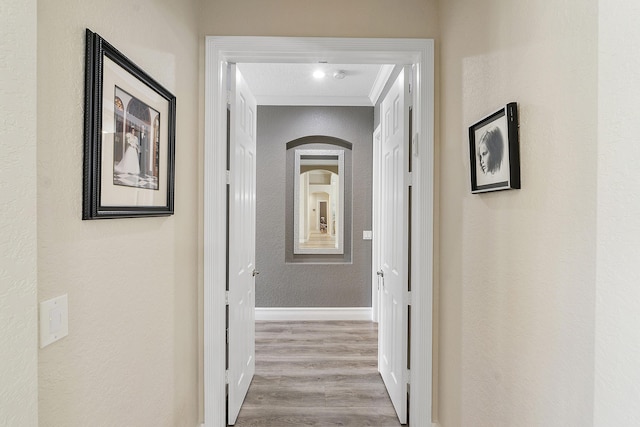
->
[40, 294, 68, 348]
[363, 230, 373, 240]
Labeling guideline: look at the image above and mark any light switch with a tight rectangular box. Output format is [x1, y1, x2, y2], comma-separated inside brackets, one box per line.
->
[40, 294, 68, 348]
[49, 307, 62, 333]
[363, 230, 373, 240]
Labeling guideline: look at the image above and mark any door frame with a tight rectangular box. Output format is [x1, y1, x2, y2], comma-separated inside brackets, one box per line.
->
[372, 123, 382, 323]
[204, 36, 434, 427]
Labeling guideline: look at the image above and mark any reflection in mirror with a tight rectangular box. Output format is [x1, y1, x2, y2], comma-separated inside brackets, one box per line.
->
[294, 149, 344, 254]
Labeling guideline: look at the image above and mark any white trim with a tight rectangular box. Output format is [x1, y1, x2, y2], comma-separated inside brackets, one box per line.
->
[255, 95, 373, 106]
[255, 307, 372, 321]
[372, 123, 382, 324]
[204, 40, 227, 427]
[409, 46, 436, 427]
[369, 64, 395, 105]
[204, 36, 434, 427]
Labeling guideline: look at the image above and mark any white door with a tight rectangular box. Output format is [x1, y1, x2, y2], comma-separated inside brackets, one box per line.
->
[227, 64, 257, 425]
[378, 67, 410, 424]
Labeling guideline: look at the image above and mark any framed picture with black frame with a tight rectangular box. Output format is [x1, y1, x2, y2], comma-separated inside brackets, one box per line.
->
[469, 102, 520, 194]
[83, 29, 176, 219]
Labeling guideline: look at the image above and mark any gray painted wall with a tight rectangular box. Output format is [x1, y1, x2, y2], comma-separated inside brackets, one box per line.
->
[256, 106, 374, 307]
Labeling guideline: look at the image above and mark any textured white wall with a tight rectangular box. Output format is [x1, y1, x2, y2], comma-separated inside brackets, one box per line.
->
[595, 0, 640, 425]
[37, 0, 200, 425]
[0, 0, 38, 425]
[438, 0, 598, 425]
[199, 0, 439, 38]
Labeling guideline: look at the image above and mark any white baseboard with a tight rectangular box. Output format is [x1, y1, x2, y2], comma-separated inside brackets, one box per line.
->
[255, 307, 372, 321]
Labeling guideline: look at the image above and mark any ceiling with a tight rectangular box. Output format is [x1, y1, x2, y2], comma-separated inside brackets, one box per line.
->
[237, 63, 394, 107]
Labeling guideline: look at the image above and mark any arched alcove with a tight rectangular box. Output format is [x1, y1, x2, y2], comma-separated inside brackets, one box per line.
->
[285, 135, 353, 151]
[286, 135, 353, 263]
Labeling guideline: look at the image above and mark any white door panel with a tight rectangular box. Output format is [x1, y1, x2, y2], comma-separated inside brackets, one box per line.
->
[378, 67, 410, 424]
[227, 65, 257, 426]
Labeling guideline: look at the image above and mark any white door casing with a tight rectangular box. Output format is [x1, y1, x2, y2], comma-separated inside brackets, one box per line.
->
[372, 124, 382, 323]
[227, 65, 257, 425]
[204, 37, 434, 427]
[378, 67, 410, 424]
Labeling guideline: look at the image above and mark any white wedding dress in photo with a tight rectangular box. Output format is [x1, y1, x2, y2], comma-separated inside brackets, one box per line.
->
[114, 132, 141, 175]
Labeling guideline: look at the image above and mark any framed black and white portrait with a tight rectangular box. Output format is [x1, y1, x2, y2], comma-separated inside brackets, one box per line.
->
[468, 102, 520, 194]
[83, 29, 176, 219]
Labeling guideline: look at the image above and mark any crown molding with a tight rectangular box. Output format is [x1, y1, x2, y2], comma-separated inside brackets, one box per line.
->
[368, 64, 395, 105]
[255, 95, 373, 107]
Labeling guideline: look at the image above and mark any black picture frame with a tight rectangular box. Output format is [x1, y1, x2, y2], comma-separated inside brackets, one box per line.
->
[469, 102, 520, 194]
[83, 29, 176, 219]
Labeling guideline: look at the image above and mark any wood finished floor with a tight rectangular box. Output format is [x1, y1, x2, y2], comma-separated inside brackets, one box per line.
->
[233, 321, 403, 427]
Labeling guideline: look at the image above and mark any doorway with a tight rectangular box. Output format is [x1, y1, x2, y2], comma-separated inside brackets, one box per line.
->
[203, 36, 435, 427]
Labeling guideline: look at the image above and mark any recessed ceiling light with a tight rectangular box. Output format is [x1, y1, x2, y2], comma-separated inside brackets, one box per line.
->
[313, 70, 326, 79]
[333, 70, 346, 80]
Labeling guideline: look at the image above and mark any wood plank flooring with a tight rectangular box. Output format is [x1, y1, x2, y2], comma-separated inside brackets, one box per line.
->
[233, 321, 403, 427]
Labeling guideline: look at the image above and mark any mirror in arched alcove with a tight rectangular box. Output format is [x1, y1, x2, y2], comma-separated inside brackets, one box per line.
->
[294, 149, 344, 254]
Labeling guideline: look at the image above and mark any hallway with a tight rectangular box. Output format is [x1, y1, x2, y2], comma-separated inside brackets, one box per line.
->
[234, 321, 402, 426]
[299, 231, 337, 250]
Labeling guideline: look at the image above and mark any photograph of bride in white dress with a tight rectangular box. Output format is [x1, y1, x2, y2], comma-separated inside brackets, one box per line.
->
[113, 86, 160, 190]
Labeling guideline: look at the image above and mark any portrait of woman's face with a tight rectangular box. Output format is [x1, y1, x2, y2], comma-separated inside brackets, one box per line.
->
[476, 127, 504, 175]
[477, 141, 490, 174]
